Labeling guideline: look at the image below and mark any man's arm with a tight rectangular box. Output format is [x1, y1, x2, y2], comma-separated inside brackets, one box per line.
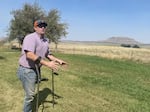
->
[47, 54, 67, 65]
[26, 51, 59, 70]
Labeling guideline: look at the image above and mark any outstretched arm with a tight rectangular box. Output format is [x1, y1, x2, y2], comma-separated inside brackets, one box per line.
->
[47, 54, 67, 65]
[26, 51, 59, 71]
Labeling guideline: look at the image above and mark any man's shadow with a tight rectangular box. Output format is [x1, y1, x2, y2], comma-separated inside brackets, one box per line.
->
[0, 56, 5, 60]
[32, 88, 63, 112]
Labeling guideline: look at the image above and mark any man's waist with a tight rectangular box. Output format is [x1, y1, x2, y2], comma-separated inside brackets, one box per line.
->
[19, 65, 36, 70]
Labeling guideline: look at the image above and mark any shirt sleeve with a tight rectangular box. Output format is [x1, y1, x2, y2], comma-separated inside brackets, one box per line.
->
[23, 35, 36, 53]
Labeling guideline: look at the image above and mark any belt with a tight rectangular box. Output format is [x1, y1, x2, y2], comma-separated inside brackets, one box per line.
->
[19, 65, 36, 71]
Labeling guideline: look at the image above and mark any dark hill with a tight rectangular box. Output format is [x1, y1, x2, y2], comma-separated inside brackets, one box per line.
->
[102, 37, 141, 45]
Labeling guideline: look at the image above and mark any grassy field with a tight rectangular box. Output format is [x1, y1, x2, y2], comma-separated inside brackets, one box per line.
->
[0, 45, 150, 112]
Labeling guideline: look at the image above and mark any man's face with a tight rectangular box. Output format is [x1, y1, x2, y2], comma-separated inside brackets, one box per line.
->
[34, 24, 47, 35]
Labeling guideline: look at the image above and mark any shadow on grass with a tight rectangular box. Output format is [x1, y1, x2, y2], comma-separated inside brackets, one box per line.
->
[0, 56, 5, 60]
[32, 88, 63, 112]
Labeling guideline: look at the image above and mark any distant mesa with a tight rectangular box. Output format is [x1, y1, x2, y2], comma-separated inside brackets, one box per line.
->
[101, 37, 141, 45]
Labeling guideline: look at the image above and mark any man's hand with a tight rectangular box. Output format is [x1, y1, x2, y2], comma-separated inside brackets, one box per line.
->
[55, 59, 67, 65]
[46, 61, 59, 71]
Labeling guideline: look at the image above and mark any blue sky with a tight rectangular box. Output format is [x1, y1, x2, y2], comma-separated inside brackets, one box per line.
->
[0, 0, 150, 43]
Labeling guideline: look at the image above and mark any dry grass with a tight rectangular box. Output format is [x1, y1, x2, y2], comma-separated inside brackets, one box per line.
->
[50, 42, 150, 63]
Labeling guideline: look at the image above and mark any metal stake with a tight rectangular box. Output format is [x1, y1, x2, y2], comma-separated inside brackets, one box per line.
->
[35, 64, 40, 112]
[51, 69, 59, 108]
[52, 69, 55, 108]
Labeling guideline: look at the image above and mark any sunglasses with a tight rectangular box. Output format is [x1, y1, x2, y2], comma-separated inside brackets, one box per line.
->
[37, 24, 47, 28]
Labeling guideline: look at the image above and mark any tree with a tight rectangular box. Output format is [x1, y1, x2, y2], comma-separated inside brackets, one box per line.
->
[9, 3, 45, 45]
[46, 9, 68, 50]
[9, 3, 68, 48]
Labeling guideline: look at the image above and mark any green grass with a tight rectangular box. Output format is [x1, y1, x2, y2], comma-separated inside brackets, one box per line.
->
[0, 50, 150, 112]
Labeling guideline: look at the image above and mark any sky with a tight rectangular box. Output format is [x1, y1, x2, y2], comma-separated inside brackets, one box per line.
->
[0, 0, 150, 43]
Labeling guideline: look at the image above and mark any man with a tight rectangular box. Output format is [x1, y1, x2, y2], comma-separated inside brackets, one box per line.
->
[17, 20, 66, 112]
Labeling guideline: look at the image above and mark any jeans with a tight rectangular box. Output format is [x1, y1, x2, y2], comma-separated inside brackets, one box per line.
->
[17, 66, 37, 112]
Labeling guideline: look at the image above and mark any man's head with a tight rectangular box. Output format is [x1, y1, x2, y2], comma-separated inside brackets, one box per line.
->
[34, 20, 47, 35]
[34, 20, 47, 28]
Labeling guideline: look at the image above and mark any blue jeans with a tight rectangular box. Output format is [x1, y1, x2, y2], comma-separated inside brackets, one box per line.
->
[17, 66, 37, 112]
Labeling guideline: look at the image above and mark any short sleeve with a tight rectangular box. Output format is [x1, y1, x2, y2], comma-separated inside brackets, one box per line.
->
[23, 35, 36, 53]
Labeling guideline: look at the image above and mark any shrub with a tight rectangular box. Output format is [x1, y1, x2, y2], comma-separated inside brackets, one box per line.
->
[132, 44, 140, 48]
[120, 44, 131, 48]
